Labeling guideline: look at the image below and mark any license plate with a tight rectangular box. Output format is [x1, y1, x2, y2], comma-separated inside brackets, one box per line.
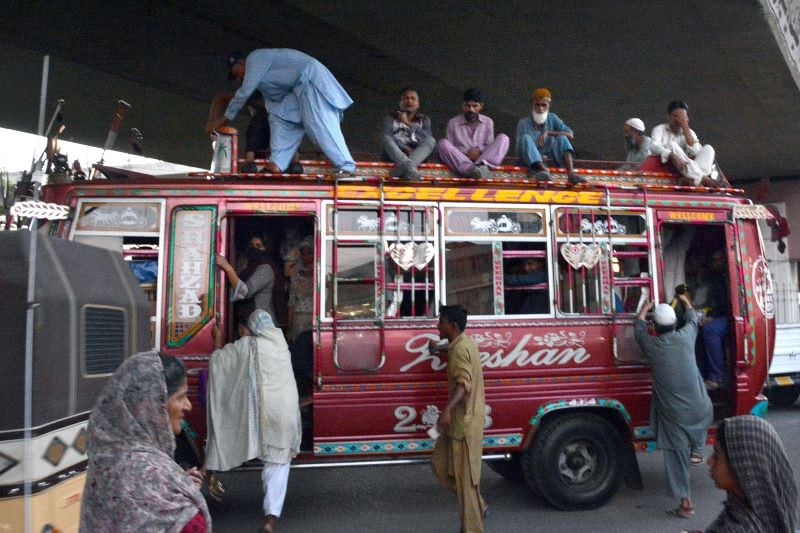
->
[775, 376, 795, 386]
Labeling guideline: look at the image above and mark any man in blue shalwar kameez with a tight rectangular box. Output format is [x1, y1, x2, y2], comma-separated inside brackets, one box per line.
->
[213, 49, 357, 176]
[634, 296, 713, 520]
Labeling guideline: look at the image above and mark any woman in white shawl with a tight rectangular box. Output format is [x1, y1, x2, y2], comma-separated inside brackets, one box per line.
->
[206, 310, 301, 533]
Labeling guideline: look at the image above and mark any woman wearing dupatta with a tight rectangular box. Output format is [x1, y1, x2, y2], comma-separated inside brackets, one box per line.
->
[205, 310, 301, 533]
[704, 415, 798, 532]
[80, 352, 211, 532]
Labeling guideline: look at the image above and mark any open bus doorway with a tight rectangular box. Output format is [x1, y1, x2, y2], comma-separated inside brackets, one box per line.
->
[660, 222, 734, 420]
[219, 214, 317, 448]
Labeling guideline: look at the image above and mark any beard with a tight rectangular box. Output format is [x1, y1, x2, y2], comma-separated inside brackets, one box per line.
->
[532, 111, 548, 125]
[464, 111, 479, 123]
[624, 137, 635, 150]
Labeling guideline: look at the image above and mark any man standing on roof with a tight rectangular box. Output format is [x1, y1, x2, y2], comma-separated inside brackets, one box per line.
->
[437, 88, 509, 180]
[380, 86, 435, 181]
[515, 88, 585, 184]
[649, 100, 718, 187]
[620, 117, 652, 168]
[210, 49, 357, 177]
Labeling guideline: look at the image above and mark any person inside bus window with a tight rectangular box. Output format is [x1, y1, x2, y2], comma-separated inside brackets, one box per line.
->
[692, 249, 730, 391]
[702, 415, 798, 533]
[504, 258, 549, 314]
[381, 86, 436, 181]
[80, 352, 211, 532]
[206, 310, 301, 533]
[216, 234, 286, 329]
[515, 87, 585, 184]
[437, 88, 510, 180]
[634, 298, 713, 521]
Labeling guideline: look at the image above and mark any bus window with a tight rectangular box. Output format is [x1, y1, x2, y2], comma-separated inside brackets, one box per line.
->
[502, 242, 549, 315]
[71, 200, 165, 346]
[445, 242, 494, 315]
[610, 243, 651, 313]
[326, 245, 378, 318]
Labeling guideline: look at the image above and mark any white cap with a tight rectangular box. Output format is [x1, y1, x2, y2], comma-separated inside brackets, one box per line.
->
[653, 303, 676, 326]
[625, 117, 645, 132]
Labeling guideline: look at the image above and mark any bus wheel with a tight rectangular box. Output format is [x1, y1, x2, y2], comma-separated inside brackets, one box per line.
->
[523, 413, 623, 510]
[486, 453, 524, 484]
[768, 386, 800, 407]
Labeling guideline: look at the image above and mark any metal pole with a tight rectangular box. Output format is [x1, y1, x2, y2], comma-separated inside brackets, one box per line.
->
[37, 56, 50, 136]
[23, 183, 41, 533]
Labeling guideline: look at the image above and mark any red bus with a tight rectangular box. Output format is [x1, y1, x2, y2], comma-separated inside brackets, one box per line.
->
[37, 157, 775, 510]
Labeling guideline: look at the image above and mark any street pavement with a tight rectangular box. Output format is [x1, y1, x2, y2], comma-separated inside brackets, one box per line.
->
[209, 402, 800, 532]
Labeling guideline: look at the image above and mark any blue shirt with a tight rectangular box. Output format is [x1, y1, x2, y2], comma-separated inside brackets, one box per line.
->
[225, 48, 353, 123]
[515, 113, 572, 158]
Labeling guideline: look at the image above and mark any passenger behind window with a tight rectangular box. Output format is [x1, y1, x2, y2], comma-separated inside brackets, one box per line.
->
[504, 258, 549, 314]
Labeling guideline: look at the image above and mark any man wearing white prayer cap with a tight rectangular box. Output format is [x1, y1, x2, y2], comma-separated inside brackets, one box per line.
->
[634, 296, 713, 520]
[622, 117, 652, 166]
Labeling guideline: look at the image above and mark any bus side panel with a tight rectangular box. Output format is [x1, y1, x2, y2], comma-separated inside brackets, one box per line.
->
[313, 321, 650, 452]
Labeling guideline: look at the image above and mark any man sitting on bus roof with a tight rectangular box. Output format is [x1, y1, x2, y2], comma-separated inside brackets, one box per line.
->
[437, 88, 510, 180]
[620, 117, 652, 169]
[515, 87, 585, 184]
[649, 100, 719, 188]
[381, 86, 435, 181]
[210, 49, 357, 177]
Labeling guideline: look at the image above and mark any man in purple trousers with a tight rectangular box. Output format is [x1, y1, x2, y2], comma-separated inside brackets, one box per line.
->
[437, 88, 509, 179]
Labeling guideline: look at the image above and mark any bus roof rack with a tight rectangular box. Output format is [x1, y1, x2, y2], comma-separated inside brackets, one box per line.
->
[185, 157, 741, 194]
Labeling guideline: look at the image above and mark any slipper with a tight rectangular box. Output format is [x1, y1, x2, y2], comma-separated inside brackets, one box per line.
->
[666, 505, 695, 519]
[207, 474, 226, 502]
[691, 452, 705, 465]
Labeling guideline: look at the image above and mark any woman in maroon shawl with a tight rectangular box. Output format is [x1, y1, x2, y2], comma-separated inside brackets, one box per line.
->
[80, 352, 211, 532]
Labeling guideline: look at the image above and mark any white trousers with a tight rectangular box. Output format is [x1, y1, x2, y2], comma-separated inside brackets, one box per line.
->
[667, 141, 715, 185]
[261, 461, 291, 517]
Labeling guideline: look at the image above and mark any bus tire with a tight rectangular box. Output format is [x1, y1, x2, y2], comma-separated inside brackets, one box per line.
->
[767, 385, 800, 407]
[522, 413, 623, 510]
[485, 453, 524, 483]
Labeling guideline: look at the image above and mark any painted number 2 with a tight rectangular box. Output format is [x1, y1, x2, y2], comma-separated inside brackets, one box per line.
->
[393, 405, 492, 433]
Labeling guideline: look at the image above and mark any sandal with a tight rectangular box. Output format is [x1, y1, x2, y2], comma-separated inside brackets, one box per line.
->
[667, 504, 695, 519]
[691, 452, 705, 465]
[207, 473, 226, 502]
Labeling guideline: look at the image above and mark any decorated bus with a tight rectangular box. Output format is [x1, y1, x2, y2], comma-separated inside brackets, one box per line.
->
[25, 155, 775, 511]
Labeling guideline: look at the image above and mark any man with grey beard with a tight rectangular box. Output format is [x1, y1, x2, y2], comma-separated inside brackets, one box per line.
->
[515, 87, 585, 184]
[620, 117, 652, 169]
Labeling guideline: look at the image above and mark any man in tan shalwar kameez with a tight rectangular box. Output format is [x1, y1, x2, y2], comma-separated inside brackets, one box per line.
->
[431, 305, 487, 533]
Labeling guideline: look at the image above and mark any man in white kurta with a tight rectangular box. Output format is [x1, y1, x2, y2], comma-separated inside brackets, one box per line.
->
[206, 310, 301, 531]
[649, 100, 716, 186]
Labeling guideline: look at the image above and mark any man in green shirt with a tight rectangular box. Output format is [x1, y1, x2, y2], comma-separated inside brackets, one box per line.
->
[431, 305, 487, 532]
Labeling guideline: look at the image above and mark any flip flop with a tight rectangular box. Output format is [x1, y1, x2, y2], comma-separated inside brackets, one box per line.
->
[691, 452, 705, 465]
[207, 473, 226, 502]
[666, 505, 695, 519]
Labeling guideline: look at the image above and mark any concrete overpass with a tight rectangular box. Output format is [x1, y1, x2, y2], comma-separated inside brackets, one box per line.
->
[2, 0, 800, 184]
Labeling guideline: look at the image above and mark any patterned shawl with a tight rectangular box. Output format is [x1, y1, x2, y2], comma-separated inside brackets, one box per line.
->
[80, 352, 211, 532]
[706, 415, 797, 533]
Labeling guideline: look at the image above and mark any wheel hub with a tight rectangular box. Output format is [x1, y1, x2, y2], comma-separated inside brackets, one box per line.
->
[558, 440, 597, 484]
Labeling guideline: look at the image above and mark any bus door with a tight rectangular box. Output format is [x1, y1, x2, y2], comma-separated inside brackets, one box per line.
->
[655, 208, 739, 418]
[216, 200, 318, 337]
[732, 206, 775, 414]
